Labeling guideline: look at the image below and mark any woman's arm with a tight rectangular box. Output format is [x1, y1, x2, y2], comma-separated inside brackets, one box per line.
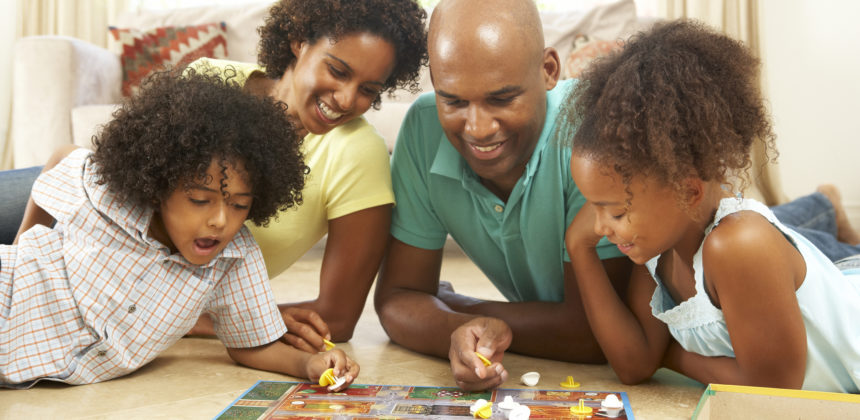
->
[279, 204, 391, 348]
[565, 203, 671, 384]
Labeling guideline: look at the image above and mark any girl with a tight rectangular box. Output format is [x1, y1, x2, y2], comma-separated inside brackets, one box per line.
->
[185, 0, 428, 349]
[1, 71, 359, 388]
[562, 20, 860, 392]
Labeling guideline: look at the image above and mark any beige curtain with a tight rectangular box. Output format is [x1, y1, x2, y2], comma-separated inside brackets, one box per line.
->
[658, 0, 788, 205]
[1, 0, 128, 169]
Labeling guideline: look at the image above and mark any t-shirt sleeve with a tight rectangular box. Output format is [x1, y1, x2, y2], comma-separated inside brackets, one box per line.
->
[31, 148, 91, 224]
[389, 97, 449, 250]
[322, 119, 395, 220]
[208, 228, 287, 348]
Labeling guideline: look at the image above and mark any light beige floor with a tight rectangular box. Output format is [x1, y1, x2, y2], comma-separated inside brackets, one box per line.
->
[0, 240, 705, 419]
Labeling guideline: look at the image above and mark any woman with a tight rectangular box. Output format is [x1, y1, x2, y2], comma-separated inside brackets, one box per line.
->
[187, 0, 428, 351]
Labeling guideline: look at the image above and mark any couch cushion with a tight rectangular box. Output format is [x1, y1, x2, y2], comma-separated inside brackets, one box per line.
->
[71, 104, 118, 149]
[563, 34, 625, 79]
[109, 22, 228, 96]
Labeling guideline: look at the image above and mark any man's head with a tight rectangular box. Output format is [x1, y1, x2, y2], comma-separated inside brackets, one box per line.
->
[428, 0, 560, 198]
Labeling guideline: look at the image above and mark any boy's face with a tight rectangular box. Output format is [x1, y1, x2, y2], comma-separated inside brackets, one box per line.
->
[152, 158, 252, 266]
[571, 153, 691, 265]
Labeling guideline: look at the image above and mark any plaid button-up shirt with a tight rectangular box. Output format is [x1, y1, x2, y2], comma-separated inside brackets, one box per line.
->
[1, 149, 286, 387]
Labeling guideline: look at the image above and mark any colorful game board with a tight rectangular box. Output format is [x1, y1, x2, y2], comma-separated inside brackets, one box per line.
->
[215, 381, 635, 419]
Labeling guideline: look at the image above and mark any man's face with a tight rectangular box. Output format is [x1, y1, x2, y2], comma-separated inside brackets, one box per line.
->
[429, 30, 557, 198]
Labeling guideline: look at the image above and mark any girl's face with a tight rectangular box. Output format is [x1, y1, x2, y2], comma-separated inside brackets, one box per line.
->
[571, 153, 692, 265]
[151, 158, 252, 266]
[273, 32, 396, 135]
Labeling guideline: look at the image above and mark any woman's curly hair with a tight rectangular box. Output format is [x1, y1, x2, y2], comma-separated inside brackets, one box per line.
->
[257, 0, 428, 109]
[90, 69, 308, 226]
[559, 19, 776, 200]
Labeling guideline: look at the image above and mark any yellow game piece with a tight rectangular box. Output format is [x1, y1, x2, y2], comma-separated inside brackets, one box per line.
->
[560, 375, 580, 389]
[474, 352, 491, 366]
[323, 339, 335, 351]
[318, 368, 336, 387]
[474, 400, 492, 419]
[570, 399, 593, 416]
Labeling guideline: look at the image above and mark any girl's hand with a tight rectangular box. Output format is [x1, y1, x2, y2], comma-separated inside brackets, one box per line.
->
[280, 307, 332, 353]
[307, 349, 360, 392]
[566, 201, 604, 251]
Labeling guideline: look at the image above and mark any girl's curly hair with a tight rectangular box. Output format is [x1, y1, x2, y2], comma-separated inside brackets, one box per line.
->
[90, 69, 308, 226]
[559, 20, 776, 200]
[257, 0, 428, 109]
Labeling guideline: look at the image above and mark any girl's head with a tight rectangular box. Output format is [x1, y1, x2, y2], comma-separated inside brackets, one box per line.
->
[258, 0, 428, 134]
[91, 70, 308, 264]
[561, 20, 776, 263]
[562, 19, 775, 199]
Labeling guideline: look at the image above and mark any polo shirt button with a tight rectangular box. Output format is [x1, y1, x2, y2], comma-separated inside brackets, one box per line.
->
[494, 204, 504, 213]
[128, 304, 136, 313]
[97, 350, 107, 357]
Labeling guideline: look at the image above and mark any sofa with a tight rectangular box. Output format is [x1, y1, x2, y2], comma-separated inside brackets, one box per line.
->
[9, 0, 645, 169]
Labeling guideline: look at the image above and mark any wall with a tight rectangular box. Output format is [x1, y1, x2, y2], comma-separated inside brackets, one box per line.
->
[760, 0, 860, 228]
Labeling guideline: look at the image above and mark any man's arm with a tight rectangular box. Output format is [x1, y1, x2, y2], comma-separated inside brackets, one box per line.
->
[439, 257, 632, 363]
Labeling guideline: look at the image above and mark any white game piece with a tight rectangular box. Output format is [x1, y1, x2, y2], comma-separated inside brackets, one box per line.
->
[470, 399, 488, 415]
[508, 404, 530, 420]
[290, 400, 305, 406]
[327, 375, 347, 391]
[601, 393, 624, 418]
[520, 371, 540, 386]
[498, 395, 517, 410]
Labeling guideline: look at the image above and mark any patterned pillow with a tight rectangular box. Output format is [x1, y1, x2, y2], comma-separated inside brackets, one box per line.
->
[563, 34, 624, 80]
[108, 22, 228, 96]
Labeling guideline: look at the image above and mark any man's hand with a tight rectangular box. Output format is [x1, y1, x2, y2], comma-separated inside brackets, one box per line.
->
[280, 307, 332, 353]
[448, 317, 512, 390]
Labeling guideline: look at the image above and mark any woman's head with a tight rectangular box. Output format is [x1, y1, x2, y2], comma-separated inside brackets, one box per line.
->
[561, 19, 775, 199]
[91, 69, 308, 228]
[257, 0, 428, 133]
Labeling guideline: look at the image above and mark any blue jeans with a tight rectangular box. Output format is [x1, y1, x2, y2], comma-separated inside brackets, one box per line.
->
[0, 166, 42, 244]
[772, 192, 860, 262]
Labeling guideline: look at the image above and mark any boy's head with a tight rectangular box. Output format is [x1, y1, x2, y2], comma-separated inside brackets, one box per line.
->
[561, 20, 775, 197]
[91, 70, 308, 263]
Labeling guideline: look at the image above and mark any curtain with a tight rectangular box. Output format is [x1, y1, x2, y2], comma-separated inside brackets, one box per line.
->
[658, 0, 788, 205]
[1, 0, 129, 170]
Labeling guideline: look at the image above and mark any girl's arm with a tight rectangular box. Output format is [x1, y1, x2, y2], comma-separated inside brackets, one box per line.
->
[227, 342, 359, 390]
[13, 144, 81, 244]
[565, 204, 671, 384]
[680, 212, 807, 388]
[279, 204, 391, 349]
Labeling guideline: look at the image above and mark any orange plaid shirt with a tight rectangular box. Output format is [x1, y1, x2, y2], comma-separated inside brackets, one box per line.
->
[0, 149, 286, 387]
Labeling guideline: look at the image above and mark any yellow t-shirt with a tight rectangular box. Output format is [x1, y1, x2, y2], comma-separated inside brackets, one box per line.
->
[190, 58, 395, 276]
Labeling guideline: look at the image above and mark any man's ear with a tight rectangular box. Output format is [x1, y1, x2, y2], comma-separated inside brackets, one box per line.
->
[541, 47, 561, 90]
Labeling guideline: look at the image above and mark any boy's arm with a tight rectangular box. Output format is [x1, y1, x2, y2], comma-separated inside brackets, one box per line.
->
[227, 341, 359, 388]
[14, 144, 82, 244]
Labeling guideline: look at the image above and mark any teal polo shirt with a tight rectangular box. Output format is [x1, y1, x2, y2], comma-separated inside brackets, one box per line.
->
[390, 79, 622, 302]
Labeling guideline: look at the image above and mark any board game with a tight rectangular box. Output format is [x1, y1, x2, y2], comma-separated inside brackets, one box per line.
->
[215, 381, 634, 419]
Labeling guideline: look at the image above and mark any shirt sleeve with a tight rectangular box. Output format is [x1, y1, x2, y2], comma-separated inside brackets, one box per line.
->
[207, 228, 287, 348]
[322, 119, 395, 220]
[31, 148, 91, 224]
[389, 96, 450, 250]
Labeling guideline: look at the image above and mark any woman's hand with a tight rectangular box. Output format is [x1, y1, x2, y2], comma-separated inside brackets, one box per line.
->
[280, 307, 333, 353]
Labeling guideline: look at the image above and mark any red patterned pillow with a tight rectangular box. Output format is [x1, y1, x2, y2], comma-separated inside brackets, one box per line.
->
[108, 22, 228, 96]
[563, 35, 623, 80]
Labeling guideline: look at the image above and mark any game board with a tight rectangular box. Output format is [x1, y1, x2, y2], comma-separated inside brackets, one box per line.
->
[215, 381, 635, 420]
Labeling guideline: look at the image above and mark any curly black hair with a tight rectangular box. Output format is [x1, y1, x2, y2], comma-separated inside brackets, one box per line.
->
[90, 69, 308, 226]
[257, 0, 428, 109]
[559, 20, 776, 199]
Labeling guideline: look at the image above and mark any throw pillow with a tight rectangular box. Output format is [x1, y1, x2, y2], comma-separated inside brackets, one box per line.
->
[108, 22, 228, 96]
[563, 34, 624, 80]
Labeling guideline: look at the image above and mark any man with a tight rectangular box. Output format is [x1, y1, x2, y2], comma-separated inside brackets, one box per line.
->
[374, 0, 631, 391]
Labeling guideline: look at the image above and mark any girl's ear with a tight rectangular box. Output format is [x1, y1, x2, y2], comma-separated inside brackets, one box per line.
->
[681, 177, 706, 209]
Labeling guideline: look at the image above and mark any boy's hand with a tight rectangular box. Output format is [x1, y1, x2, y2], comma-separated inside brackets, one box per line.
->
[280, 307, 332, 353]
[307, 349, 360, 392]
[448, 317, 511, 391]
